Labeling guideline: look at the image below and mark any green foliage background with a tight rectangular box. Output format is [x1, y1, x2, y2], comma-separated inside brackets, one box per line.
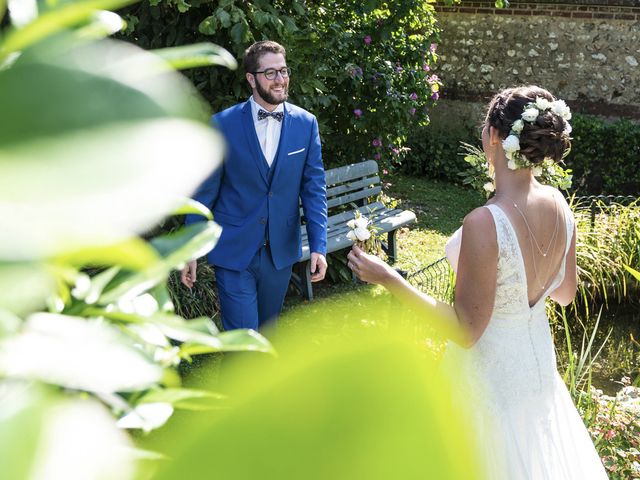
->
[568, 115, 640, 196]
[404, 113, 640, 196]
[118, 0, 442, 168]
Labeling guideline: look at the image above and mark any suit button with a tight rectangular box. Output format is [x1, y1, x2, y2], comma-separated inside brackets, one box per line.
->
[268, 191, 273, 197]
[260, 218, 266, 225]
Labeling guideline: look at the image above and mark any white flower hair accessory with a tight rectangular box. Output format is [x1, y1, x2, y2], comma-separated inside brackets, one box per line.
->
[501, 96, 572, 170]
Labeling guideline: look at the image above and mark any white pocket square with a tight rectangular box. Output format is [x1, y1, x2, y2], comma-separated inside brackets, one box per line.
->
[287, 148, 305, 156]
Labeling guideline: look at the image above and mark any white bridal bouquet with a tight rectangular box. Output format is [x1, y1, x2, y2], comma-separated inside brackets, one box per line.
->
[346, 210, 383, 255]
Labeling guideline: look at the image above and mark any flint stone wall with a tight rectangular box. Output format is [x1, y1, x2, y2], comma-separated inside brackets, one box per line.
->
[434, 1, 640, 119]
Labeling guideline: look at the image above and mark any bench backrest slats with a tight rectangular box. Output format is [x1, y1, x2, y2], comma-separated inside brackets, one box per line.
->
[325, 201, 385, 227]
[300, 160, 381, 216]
[327, 185, 381, 209]
[325, 161, 380, 210]
[325, 160, 378, 186]
[326, 176, 380, 199]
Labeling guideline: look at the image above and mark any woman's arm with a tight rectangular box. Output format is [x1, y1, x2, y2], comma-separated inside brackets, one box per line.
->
[452, 208, 498, 346]
[347, 207, 498, 348]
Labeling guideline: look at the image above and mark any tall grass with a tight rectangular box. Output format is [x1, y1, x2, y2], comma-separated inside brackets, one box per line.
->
[557, 307, 612, 403]
[544, 199, 639, 390]
[168, 261, 222, 330]
[571, 198, 640, 312]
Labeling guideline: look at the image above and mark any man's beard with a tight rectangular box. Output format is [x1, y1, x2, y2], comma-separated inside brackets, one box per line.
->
[256, 80, 288, 105]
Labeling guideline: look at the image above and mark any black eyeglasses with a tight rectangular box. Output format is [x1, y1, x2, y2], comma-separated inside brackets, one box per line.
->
[252, 67, 291, 80]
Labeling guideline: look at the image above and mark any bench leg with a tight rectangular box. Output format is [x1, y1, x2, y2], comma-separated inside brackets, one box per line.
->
[386, 230, 398, 264]
[293, 261, 313, 301]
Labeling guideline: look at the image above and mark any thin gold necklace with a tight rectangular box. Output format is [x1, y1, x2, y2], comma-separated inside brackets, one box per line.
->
[496, 192, 560, 290]
[496, 193, 559, 258]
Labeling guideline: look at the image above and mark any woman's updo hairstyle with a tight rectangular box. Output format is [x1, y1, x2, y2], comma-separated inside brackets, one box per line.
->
[486, 86, 571, 165]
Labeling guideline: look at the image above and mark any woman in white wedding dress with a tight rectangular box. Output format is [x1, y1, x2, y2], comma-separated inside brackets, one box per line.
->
[347, 86, 608, 479]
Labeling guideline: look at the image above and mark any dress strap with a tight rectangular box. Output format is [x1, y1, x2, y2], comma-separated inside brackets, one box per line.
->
[483, 204, 509, 253]
[560, 200, 575, 257]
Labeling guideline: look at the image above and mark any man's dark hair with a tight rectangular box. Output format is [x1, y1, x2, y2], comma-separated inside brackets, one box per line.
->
[243, 41, 286, 74]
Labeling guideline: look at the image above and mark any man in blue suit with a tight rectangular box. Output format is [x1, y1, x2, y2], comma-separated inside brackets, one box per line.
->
[181, 40, 328, 331]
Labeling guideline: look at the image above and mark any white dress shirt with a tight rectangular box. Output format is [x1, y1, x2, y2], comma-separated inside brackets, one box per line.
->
[249, 96, 284, 167]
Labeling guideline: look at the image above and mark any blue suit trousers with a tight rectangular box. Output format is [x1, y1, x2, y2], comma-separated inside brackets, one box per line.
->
[215, 245, 293, 331]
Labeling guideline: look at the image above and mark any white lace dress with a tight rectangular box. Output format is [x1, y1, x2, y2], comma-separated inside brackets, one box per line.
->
[443, 203, 607, 480]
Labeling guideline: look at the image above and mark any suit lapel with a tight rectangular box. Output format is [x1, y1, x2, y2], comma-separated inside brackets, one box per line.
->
[271, 102, 293, 184]
[241, 100, 269, 185]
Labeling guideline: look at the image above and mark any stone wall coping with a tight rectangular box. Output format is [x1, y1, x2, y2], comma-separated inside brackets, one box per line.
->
[436, 1, 640, 18]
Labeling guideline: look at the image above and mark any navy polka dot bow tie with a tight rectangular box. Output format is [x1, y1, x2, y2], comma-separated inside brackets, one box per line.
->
[258, 109, 284, 122]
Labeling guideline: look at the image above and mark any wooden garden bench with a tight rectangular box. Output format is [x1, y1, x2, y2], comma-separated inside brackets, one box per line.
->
[291, 160, 417, 300]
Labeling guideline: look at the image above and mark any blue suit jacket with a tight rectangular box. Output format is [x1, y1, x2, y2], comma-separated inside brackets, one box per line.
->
[186, 100, 327, 271]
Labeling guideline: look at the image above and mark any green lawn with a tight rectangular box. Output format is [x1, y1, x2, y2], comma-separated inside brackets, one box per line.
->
[281, 175, 484, 319]
[384, 174, 485, 272]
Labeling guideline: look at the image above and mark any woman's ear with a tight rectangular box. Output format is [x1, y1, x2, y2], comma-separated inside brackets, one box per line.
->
[489, 126, 501, 146]
[246, 72, 256, 90]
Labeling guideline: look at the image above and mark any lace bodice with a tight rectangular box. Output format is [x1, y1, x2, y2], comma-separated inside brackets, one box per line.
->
[441, 201, 607, 480]
[445, 203, 574, 316]
[444, 201, 575, 409]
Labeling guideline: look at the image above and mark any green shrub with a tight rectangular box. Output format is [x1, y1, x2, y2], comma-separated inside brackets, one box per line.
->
[568, 114, 640, 196]
[403, 123, 478, 181]
[119, 0, 443, 169]
[404, 111, 640, 196]
[0, 3, 274, 476]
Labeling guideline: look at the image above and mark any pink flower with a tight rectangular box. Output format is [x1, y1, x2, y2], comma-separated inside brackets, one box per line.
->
[374, 153, 381, 161]
[409, 107, 416, 115]
[604, 430, 616, 440]
[409, 92, 418, 101]
[372, 138, 382, 148]
[431, 92, 439, 101]
[364, 35, 372, 45]
[354, 109, 363, 118]
[391, 147, 399, 156]
[422, 64, 431, 72]
[430, 43, 438, 53]
[382, 169, 389, 175]
[428, 74, 440, 84]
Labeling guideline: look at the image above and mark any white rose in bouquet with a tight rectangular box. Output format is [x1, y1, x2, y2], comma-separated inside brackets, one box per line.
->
[346, 211, 381, 254]
[347, 227, 371, 242]
[353, 217, 369, 230]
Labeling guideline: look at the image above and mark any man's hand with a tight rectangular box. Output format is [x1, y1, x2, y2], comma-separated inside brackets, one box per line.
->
[180, 260, 197, 288]
[309, 252, 327, 282]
